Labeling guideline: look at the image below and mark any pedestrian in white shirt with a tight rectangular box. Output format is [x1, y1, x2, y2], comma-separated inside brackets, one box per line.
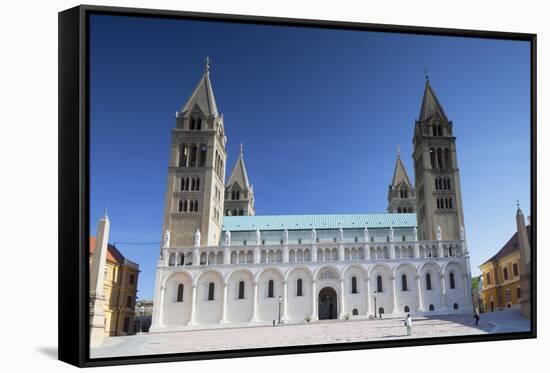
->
[404, 314, 412, 336]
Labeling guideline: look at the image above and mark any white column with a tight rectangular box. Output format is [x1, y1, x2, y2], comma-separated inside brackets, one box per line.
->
[463, 275, 470, 309]
[312, 245, 318, 262]
[414, 243, 420, 258]
[311, 280, 318, 320]
[416, 275, 423, 311]
[339, 245, 344, 261]
[252, 281, 258, 322]
[283, 246, 289, 263]
[340, 279, 345, 318]
[365, 278, 370, 316]
[223, 248, 230, 264]
[254, 247, 259, 264]
[283, 280, 288, 321]
[193, 248, 200, 265]
[391, 276, 397, 314]
[190, 284, 197, 325]
[365, 244, 371, 260]
[390, 243, 396, 259]
[158, 285, 165, 327]
[440, 274, 447, 309]
[221, 283, 228, 323]
[438, 242, 444, 258]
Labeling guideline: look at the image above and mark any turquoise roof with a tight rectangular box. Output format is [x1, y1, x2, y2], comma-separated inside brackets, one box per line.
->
[222, 213, 417, 232]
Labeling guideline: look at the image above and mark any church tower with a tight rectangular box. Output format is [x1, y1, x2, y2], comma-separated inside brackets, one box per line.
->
[161, 58, 227, 249]
[387, 146, 416, 213]
[412, 77, 465, 241]
[224, 144, 255, 216]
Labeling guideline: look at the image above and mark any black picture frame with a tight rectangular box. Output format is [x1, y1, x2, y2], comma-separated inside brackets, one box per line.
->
[58, 4, 537, 368]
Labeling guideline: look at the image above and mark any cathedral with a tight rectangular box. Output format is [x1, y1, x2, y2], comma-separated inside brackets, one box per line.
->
[150, 61, 472, 331]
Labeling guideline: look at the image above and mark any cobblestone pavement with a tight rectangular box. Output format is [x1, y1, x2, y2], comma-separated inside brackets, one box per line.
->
[91, 309, 530, 358]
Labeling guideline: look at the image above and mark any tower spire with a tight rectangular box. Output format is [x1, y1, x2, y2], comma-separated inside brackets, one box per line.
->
[205, 56, 211, 73]
[397, 144, 401, 158]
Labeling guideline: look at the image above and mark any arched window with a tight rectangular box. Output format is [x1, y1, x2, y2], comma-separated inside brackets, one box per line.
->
[352, 308, 359, 316]
[429, 304, 435, 311]
[377, 275, 383, 292]
[238, 281, 245, 299]
[449, 198, 453, 209]
[401, 274, 408, 291]
[453, 302, 459, 310]
[178, 200, 183, 212]
[196, 117, 202, 130]
[196, 178, 200, 191]
[199, 144, 207, 167]
[189, 145, 197, 167]
[450, 272, 456, 289]
[436, 199, 440, 209]
[297, 278, 303, 297]
[268, 280, 274, 298]
[189, 117, 196, 130]
[378, 307, 385, 315]
[177, 284, 184, 302]
[426, 273, 432, 290]
[208, 282, 215, 301]
[190, 178, 195, 191]
[351, 276, 358, 294]
[404, 305, 410, 313]
[445, 198, 449, 209]
[434, 179, 439, 190]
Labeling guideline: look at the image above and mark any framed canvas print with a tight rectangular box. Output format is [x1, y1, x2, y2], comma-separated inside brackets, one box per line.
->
[58, 4, 537, 367]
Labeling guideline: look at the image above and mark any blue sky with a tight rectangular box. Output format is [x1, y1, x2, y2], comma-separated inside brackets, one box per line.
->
[89, 14, 531, 300]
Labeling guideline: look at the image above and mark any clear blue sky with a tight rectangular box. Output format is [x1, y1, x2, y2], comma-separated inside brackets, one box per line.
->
[89, 14, 531, 300]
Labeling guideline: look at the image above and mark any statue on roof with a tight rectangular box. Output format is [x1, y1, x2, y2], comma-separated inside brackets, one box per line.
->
[163, 229, 171, 249]
[311, 228, 317, 243]
[413, 227, 418, 241]
[436, 225, 442, 241]
[256, 229, 261, 245]
[194, 229, 201, 247]
[224, 230, 231, 246]
[283, 229, 289, 245]
[339, 227, 344, 242]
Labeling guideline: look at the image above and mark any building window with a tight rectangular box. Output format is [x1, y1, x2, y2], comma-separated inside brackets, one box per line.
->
[486, 272, 491, 285]
[513, 263, 519, 277]
[123, 317, 130, 333]
[377, 275, 383, 292]
[449, 272, 456, 289]
[404, 305, 410, 313]
[238, 281, 245, 299]
[297, 279, 303, 297]
[453, 303, 459, 310]
[126, 295, 133, 308]
[208, 282, 215, 301]
[351, 276, 358, 294]
[352, 308, 359, 316]
[503, 267, 509, 280]
[516, 287, 521, 299]
[298, 238, 302, 244]
[129, 273, 135, 285]
[268, 280, 274, 298]
[428, 304, 434, 311]
[426, 273, 432, 290]
[401, 274, 408, 291]
[177, 284, 184, 302]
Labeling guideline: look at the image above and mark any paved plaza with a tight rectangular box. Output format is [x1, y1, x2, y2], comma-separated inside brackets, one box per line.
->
[91, 309, 530, 358]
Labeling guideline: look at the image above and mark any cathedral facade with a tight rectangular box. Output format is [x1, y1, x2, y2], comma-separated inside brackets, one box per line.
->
[150, 62, 472, 331]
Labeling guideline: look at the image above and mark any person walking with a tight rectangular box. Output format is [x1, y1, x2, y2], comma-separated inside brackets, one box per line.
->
[404, 314, 412, 336]
[474, 306, 480, 326]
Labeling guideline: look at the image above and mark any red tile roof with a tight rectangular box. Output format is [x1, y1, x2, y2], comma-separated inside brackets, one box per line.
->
[89, 236, 125, 265]
[481, 225, 531, 266]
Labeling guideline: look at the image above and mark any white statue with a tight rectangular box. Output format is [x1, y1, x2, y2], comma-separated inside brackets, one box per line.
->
[256, 229, 261, 245]
[163, 229, 171, 249]
[413, 227, 418, 241]
[339, 227, 344, 242]
[283, 229, 289, 245]
[224, 230, 231, 246]
[460, 225, 465, 241]
[389, 226, 394, 242]
[311, 229, 317, 243]
[436, 225, 442, 241]
[194, 229, 201, 247]
[364, 226, 369, 243]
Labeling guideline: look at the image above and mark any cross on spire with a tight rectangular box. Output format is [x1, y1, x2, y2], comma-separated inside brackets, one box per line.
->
[516, 199, 520, 209]
[239, 143, 244, 157]
[205, 56, 211, 73]
[424, 68, 429, 82]
[397, 144, 401, 158]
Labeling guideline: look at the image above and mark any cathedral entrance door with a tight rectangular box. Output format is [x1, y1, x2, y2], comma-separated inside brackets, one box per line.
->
[318, 287, 338, 320]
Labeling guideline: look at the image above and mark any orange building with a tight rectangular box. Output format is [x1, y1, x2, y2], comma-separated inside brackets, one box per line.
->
[89, 237, 140, 336]
[479, 224, 530, 312]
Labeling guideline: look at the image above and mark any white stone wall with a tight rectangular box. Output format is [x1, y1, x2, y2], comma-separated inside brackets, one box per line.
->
[151, 240, 471, 332]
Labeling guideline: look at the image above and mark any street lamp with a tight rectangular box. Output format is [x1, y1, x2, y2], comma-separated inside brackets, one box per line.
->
[139, 305, 145, 333]
[373, 291, 378, 318]
[278, 295, 282, 324]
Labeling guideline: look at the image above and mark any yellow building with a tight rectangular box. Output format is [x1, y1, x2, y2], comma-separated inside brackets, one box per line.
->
[90, 236, 139, 336]
[479, 225, 530, 312]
